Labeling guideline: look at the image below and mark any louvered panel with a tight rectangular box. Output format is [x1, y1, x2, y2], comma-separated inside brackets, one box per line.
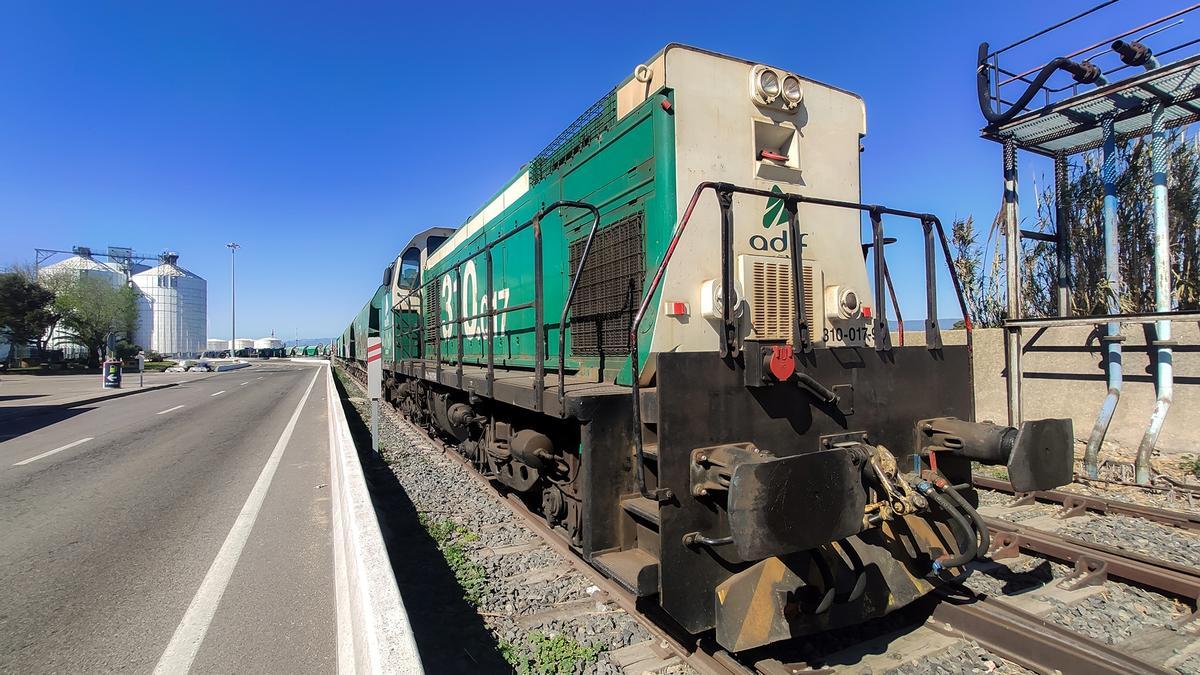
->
[747, 259, 815, 343]
[424, 278, 441, 345]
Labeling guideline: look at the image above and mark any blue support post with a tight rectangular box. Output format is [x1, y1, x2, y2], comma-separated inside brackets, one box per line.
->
[1136, 101, 1174, 485]
[1084, 115, 1123, 479]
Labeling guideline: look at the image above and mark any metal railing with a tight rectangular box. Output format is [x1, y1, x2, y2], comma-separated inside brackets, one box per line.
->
[391, 201, 601, 415]
[977, 2, 1200, 126]
[627, 181, 970, 501]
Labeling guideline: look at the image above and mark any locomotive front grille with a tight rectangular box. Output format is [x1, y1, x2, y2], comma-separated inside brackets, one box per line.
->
[568, 212, 644, 356]
[745, 258, 815, 343]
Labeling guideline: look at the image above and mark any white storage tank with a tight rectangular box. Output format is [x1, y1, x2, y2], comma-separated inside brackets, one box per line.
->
[131, 253, 207, 356]
[207, 339, 229, 352]
[254, 336, 283, 350]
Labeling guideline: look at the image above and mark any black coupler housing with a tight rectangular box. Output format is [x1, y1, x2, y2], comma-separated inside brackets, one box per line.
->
[620, 343, 1072, 651]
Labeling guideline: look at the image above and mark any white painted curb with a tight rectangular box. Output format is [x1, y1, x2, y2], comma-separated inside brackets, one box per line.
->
[326, 365, 423, 674]
[213, 362, 250, 372]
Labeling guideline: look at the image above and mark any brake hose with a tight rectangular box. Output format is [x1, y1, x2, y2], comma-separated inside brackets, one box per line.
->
[916, 481, 977, 572]
[944, 484, 991, 556]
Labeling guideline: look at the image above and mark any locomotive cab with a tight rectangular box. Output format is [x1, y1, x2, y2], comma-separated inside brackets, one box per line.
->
[391, 227, 454, 312]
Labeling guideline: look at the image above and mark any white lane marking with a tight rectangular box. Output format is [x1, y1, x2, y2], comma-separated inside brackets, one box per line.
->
[153, 367, 321, 674]
[210, 390, 225, 397]
[256, 377, 263, 380]
[157, 405, 186, 415]
[13, 437, 94, 466]
[239, 382, 249, 386]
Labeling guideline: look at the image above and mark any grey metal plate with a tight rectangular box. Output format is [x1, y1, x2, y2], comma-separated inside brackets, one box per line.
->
[727, 448, 866, 561]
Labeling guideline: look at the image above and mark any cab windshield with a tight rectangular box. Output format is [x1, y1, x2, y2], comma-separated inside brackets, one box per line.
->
[399, 248, 420, 289]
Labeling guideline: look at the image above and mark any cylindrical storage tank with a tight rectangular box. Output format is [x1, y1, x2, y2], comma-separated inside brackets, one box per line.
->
[207, 339, 229, 352]
[254, 336, 284, 351]
[233, 338, 255, 350]
[131, 253, 207, 356]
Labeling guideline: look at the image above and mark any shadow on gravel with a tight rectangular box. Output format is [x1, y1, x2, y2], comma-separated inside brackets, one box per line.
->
[332, 375, 510, 674]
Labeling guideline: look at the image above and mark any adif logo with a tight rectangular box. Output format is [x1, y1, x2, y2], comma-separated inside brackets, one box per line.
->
[762, 184, 788, 228]
[751, 184, 808, 253]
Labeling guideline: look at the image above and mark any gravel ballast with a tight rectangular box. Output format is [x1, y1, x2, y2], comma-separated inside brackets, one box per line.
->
[1056, 514, 1200, 568]
[335, 370, 669, 674]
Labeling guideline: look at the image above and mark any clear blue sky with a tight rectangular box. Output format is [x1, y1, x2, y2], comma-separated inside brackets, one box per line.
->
[2, 1, 1187, 340]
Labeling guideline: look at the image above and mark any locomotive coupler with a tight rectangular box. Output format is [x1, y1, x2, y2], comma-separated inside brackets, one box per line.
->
[916, 416, 1074, 491]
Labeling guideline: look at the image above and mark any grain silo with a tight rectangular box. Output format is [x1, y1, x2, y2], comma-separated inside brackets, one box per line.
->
[131, 253, 207, 356]
[38, 248, 125, 358]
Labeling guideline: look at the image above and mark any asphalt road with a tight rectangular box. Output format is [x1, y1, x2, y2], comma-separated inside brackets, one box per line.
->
[0, 362, 335, 673]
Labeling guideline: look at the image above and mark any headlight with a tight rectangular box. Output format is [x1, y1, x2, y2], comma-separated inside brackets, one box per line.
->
[781, 75, 803, 107]
[759, 69, 780, 98]
[751, 65, 781, 104]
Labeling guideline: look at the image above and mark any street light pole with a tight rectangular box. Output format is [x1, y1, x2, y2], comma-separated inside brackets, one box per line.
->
[226, 243, 240, 359]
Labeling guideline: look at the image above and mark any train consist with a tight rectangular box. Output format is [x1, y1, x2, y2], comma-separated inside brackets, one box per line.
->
[336, 45, 1073, 651]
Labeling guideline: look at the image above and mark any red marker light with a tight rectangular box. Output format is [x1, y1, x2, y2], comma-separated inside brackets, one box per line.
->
[862, 306, 872, 318]
[660, 98, 672, 112]
[664, 301, 689, 317]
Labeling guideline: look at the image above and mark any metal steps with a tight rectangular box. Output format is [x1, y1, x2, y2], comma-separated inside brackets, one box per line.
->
[621, 496, 660, 527]
[593, 548, 659, 596]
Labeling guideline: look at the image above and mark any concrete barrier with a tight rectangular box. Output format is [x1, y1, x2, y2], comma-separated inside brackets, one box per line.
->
[904, 324, 1198, 456]
[213, 362, 251, 372]
[325, 365, 422, 674]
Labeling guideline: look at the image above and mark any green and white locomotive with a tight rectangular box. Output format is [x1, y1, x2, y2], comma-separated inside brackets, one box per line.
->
[337, 44, 1072, 651]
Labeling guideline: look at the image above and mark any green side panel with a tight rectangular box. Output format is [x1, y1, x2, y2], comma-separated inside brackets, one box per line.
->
[375, 285, 394, 364]
[395, 308, 420, 361]
[415, 89, 676, 386]
[352, 285, 386, 361]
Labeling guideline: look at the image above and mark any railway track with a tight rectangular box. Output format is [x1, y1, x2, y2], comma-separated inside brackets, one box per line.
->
[973, 474, 1200, 604]
[336, 361, 1198, 673]
[974, 474, 1200, 532]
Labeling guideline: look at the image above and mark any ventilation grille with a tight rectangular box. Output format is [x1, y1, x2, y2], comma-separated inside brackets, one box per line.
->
[748, 260, 814, 343]
[529, 91, 617, 185]
[567, 212, 644, 356]
[424, 278, 441, 346]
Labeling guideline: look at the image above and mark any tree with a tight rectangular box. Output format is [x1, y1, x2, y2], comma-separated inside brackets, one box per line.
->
[46, 274, 139, 367]
[950, 215, 1007, 328]
[0, 271, 57, 365]
[953, 129, 1200, 323]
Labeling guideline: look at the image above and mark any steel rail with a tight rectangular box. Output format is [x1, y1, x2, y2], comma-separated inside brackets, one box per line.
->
[984, 516, 1200, 605]
[929, 592, 1173, 675]
[973, 474, 1200, 531]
